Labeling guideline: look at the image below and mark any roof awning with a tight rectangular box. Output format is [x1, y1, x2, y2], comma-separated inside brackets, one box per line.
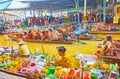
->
[0, 1, 11, 10]
[7, 1, 29, 9]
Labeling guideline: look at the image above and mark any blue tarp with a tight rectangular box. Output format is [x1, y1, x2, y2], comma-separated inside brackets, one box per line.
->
[0, 20, 5, 25]
[0, 0, 11, 10]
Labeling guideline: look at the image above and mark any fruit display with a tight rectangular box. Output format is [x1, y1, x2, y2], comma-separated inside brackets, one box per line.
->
[0, 54, 48, 78]
[0, 53, 119, 79]
[0, 55, 23, 72]
[85, 60, 119, 72]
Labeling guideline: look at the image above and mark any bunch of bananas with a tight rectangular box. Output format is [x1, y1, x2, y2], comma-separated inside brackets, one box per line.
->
[94, 60, 103, 67]
[0, 55, 23, 72]
[0, 55, 10, 62]
[86, 60, 103, 70]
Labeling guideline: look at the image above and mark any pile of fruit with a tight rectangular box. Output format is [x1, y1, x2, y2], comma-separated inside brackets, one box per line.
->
[43, 66, 100, 79]
[84, 60, 118, 72]
[0, 55, 23, 72]
[44, 66, 81, 79]
[0, 54, 48, 77]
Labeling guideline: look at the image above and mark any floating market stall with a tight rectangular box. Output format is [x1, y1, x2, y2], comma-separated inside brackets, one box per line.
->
[0, 46, 119, 79]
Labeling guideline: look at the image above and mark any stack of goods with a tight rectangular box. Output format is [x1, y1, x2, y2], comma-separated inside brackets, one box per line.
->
[43, 61, 119, 79]
[41, 66, 82, 79]
[0, 51, 119, 79]
[0, 47, 11, 55]
[0, 53, 50, 78]
[43, 66, 102, 79]
[84, 61, 119, 79]
[0, 55, 22, 71]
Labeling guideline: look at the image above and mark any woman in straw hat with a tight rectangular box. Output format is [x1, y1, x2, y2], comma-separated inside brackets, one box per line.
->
[16, 39, 30, 57]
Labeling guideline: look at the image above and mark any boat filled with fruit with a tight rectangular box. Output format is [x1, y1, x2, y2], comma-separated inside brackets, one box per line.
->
[0, 46, 119, 79]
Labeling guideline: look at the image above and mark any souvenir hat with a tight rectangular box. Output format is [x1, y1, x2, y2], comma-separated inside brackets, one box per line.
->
[16, 39, 25, 44]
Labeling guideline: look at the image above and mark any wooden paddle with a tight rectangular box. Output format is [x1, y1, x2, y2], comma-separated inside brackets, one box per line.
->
[41, 44, 45, 54]
[79, 41, 86, 45]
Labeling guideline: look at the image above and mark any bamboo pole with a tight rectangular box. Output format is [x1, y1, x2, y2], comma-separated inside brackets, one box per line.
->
[41, 44, 45, 54]
[84, 0, 87, 16]
[103, 0, 106, 23]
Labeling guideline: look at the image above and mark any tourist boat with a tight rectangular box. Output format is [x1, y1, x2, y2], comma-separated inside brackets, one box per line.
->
[89, 30, 120, 34]
[72, 36, 91, 40]
[9, 37, 73, 44]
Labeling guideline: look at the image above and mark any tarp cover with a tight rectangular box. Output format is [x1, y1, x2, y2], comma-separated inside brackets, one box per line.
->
[0, 0, 11, 10]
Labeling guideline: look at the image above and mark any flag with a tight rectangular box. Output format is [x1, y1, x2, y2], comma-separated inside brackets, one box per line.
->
[75, 3, 78, 10]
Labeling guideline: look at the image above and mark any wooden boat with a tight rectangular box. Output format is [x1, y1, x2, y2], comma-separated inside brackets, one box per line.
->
[72, 35, 104, 41]
[0, 32, 5, 35]
[105, 23, 118, 27]
[0, 68, 35, 79]
[73, 36, 91, 40]
[10, 37, 73, 44]
[89, 30, 120, 34]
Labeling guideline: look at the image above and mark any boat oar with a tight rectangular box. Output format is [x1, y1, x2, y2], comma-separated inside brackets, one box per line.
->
[79, 41, 86, 45]
[41, 44, 45, 54]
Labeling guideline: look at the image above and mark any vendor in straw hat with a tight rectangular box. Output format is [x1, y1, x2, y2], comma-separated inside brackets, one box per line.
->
[16, 39, 30, 57]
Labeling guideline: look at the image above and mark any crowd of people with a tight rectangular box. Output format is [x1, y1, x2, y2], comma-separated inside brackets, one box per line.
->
[6, 22, 90, 42]
[7, 27, 75, 41]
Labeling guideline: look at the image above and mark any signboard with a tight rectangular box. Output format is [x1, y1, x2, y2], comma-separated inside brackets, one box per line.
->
[115, 4, 120, 17]
[114, 4, 120, 23]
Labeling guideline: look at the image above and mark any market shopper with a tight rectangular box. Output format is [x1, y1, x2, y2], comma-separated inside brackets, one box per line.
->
[54, 46, 75, 68]
[96, 19, 105, 30]
[102, 35, 113, 56]
[16, 39, 30, 57]
[94, 50, 102, 60]
[51, 27, 59, 40]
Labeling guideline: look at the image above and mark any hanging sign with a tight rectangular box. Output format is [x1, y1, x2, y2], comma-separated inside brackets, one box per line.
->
[115, 4, 120, 17]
